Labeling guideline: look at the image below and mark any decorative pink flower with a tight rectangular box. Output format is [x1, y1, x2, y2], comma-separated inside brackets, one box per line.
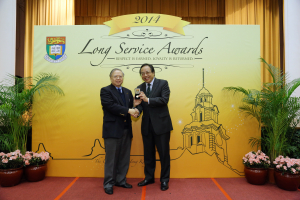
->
[276, 165, 281, 169]
[14, 150, 21, 154]
[274, 156, 300, 173]
[9, 156, 18, 160]
[21, 151, 50, 166]
[24, 153, 32, 160]
[243, 150, 269, 168]
[25, 160, 30, 165]
[2, 159, 8, 163]
[40, 152, 50, 160]
[286, 162, 292, 168]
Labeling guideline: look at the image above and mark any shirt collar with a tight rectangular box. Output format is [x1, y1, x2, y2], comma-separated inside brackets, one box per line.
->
[115, 86, 122, 91]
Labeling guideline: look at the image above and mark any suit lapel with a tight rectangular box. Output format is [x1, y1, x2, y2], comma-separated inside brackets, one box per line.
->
[141, 82, 147, 93]
[110, 84, 125, 106]
[124, 88, 129, 107]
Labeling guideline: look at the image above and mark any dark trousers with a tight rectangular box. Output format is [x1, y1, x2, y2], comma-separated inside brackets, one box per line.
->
[142, 120, 170, 183]
[103, 129, 131, 188]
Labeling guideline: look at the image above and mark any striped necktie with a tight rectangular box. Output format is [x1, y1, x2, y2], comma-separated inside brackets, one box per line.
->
[146, 83, 151, 97]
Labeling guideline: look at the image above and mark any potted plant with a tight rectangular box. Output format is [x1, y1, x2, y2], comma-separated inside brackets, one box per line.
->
[0, 149, 24, 187]
[0, 73, 64, 154]
[23, 151, 50, 182]
[258, 59, 300, 162]
[243, 150, 270, 185]
[223, 58, 300, 182]
[273, 155, 300, 191]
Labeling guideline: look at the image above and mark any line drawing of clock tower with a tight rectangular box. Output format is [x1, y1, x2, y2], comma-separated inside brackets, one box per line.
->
[182, 68, 233, 169]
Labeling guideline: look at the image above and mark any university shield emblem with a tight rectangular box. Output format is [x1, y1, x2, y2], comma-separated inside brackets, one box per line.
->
[44, 37, 67, 63]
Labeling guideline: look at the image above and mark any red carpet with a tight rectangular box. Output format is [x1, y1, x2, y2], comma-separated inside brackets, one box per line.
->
[0, 177, 299, 200]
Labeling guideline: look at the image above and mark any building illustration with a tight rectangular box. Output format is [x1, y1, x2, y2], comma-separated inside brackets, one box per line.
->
[182, 69, 232, 169]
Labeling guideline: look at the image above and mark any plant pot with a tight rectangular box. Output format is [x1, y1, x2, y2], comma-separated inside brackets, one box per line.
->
[244, 167, 268, 185]
[268, 167, 275, 184]
[274, 170, 300, 191]
[0, 167, 23, 187]
[24, 164, 47, 182]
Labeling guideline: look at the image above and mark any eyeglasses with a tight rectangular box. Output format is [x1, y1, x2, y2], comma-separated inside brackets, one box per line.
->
[141, 71, 152, 76]
[113, 75, 123, 79]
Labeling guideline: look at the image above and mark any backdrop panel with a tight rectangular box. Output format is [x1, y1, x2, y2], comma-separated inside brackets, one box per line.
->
[33, 24, 260, 178]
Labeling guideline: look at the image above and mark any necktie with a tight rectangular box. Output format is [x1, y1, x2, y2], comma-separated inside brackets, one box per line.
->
[146, 83, 151, 97]
[118, 88, 122, 94]
[118, 88, 126, 105]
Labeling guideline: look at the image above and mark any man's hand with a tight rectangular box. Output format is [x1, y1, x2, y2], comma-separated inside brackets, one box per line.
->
[128, 108, 139, 118]
[134, 99, 142, 107]
[139, 91, 148, 103]
[133, 108, 139, 118]
[128, 108, 135, 116]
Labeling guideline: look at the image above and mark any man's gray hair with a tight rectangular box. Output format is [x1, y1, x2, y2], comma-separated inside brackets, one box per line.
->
[109, 68, 124, 77]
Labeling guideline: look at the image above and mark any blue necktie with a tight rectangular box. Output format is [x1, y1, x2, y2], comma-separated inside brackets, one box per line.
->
[118, 88, 126, 105]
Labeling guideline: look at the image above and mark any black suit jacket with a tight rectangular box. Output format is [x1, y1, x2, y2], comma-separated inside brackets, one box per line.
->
[137, 78, 173, 135]
[100, 84, 133, 139]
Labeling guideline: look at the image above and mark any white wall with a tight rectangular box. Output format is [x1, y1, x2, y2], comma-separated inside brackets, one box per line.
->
[284, 0, 300, 97]
[0, 0, 16, 82]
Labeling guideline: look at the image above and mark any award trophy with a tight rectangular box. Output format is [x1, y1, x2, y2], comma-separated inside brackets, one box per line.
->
[135, 88, 140, 99]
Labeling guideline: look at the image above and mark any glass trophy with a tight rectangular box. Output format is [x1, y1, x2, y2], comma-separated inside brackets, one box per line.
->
[135, 88, 140, 99]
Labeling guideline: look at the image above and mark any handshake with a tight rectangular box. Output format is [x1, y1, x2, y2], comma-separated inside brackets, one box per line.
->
[128, 108, 139, 118]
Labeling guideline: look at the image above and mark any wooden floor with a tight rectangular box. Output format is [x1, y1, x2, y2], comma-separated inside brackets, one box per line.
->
[1, 177, 300, 200]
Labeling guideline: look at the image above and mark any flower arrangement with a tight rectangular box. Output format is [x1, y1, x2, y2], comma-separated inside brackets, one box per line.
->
[243, 150, 270, 169]
[23, 151, 50, 167]
[273, 155, 300, 174]
[0, 150, 24, 169]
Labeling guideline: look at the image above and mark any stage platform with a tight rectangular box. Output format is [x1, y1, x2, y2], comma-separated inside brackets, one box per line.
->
[1, 177, 299, 200]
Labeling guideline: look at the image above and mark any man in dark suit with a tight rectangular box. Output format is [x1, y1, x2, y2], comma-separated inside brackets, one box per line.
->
[135, 64, 173, 191]
[100, 68, 138, 195]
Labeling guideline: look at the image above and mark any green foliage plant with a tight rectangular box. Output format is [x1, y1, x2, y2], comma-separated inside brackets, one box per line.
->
[223, 58, 300, 162]
[287, 129, 300, 158]
[223, 83, 262, 150]
[0, 73, 64, 153]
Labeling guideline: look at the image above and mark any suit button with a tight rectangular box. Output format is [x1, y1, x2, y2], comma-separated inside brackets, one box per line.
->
[124, 120, 126, 122]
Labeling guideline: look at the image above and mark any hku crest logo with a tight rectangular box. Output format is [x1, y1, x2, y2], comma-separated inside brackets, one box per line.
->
[44, 37, 67, 63]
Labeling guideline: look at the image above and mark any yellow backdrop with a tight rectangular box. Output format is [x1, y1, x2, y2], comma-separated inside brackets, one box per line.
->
[32, 22, 260, 178]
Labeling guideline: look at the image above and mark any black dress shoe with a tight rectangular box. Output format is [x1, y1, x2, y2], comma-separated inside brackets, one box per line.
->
[161, 182, 169, 191]
[115, 183, 132, 188]
[138, 179, 155, 186]
[104, 187, 113, 195]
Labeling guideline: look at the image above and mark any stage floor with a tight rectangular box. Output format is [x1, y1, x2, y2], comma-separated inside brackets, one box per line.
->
[1, 177, 299, 200]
